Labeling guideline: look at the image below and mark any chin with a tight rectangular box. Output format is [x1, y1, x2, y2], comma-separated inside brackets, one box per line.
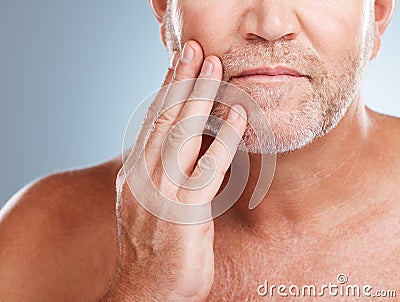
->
[209, 78, 354, 154]
[205, 106, 323, 155]
[249, 110, 325, 154]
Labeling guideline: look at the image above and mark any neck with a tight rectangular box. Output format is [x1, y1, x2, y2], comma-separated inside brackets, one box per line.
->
[221, 94, 381, 236]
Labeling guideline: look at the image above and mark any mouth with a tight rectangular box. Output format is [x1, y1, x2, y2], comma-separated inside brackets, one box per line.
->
[230, 66, 310, 84]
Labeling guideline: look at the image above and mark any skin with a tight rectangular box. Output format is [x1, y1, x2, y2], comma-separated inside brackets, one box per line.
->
[0, 0, 399, 301]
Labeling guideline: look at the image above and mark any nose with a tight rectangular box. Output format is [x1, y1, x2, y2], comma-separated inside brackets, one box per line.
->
[240, 0, 300, 42]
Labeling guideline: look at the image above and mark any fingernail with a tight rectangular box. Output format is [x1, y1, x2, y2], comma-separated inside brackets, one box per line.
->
[169, 51, 179, 69]
[227, 105, 246, 123]
[181, 43, 195, 63]
[199, 59, 214, 77]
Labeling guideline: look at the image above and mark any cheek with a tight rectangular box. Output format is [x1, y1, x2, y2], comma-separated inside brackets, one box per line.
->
[175, 0, 369, 66]
[179, 0, 239, 57]
[300, 0, 368, 63]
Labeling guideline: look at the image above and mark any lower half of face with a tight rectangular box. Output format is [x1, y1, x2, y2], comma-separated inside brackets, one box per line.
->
[164, 0, 375, 154]
[205, 64, 361, 154]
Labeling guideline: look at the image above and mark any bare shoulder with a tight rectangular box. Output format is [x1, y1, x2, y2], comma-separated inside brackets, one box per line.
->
[370, 111, 400, 245]
[368, 109, 400, 163]
[0, 157, 121, 301]
[369, 109, 400, 141]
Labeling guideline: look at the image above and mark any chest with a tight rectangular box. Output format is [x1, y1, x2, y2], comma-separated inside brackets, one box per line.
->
[206, 229, 400, 301]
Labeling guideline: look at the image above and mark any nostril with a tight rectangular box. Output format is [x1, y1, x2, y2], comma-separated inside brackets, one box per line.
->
[282, 32, 298, 41]
[239, 4, 301, 43]
[245, 33, 263, 41]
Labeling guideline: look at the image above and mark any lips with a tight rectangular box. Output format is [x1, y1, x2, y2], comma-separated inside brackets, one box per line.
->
[232, 66, 307, 79]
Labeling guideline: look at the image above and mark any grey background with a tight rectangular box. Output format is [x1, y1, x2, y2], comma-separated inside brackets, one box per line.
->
[0, 1, 399, 208]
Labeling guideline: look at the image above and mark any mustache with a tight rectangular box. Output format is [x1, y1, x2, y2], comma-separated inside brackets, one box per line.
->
[220, 40, 326, 81]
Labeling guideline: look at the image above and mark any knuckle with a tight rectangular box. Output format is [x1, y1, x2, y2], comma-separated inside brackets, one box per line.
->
[154, 111, 176, 130]
[189, 86, 207, 102]
[153, 103, 183, 130]
[189, 78, 217, 101]
[198, 155, 216, 172]
[201, 152, 227, 177]
[146, 102, 159, 121]
[173, 66, 192, 82]
[155, 115, 173, 128]
[206, 148, 227, 166]
[175, 187, 189, 204]
[166, 122, 190, 143]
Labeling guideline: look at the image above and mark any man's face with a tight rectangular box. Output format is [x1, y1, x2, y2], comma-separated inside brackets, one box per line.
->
[163, 0, 375, 154]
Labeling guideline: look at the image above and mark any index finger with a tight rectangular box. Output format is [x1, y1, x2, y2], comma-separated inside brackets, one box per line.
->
[122, 50, 180, 175]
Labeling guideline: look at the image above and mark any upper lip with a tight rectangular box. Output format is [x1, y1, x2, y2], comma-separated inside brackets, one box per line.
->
[233, 66, 305, 78]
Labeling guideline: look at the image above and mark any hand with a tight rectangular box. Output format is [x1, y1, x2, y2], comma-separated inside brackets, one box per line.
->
[102, 40, 247, 301]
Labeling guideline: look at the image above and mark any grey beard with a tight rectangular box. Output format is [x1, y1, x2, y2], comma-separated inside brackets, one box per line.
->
[164, 2, 375, 155]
